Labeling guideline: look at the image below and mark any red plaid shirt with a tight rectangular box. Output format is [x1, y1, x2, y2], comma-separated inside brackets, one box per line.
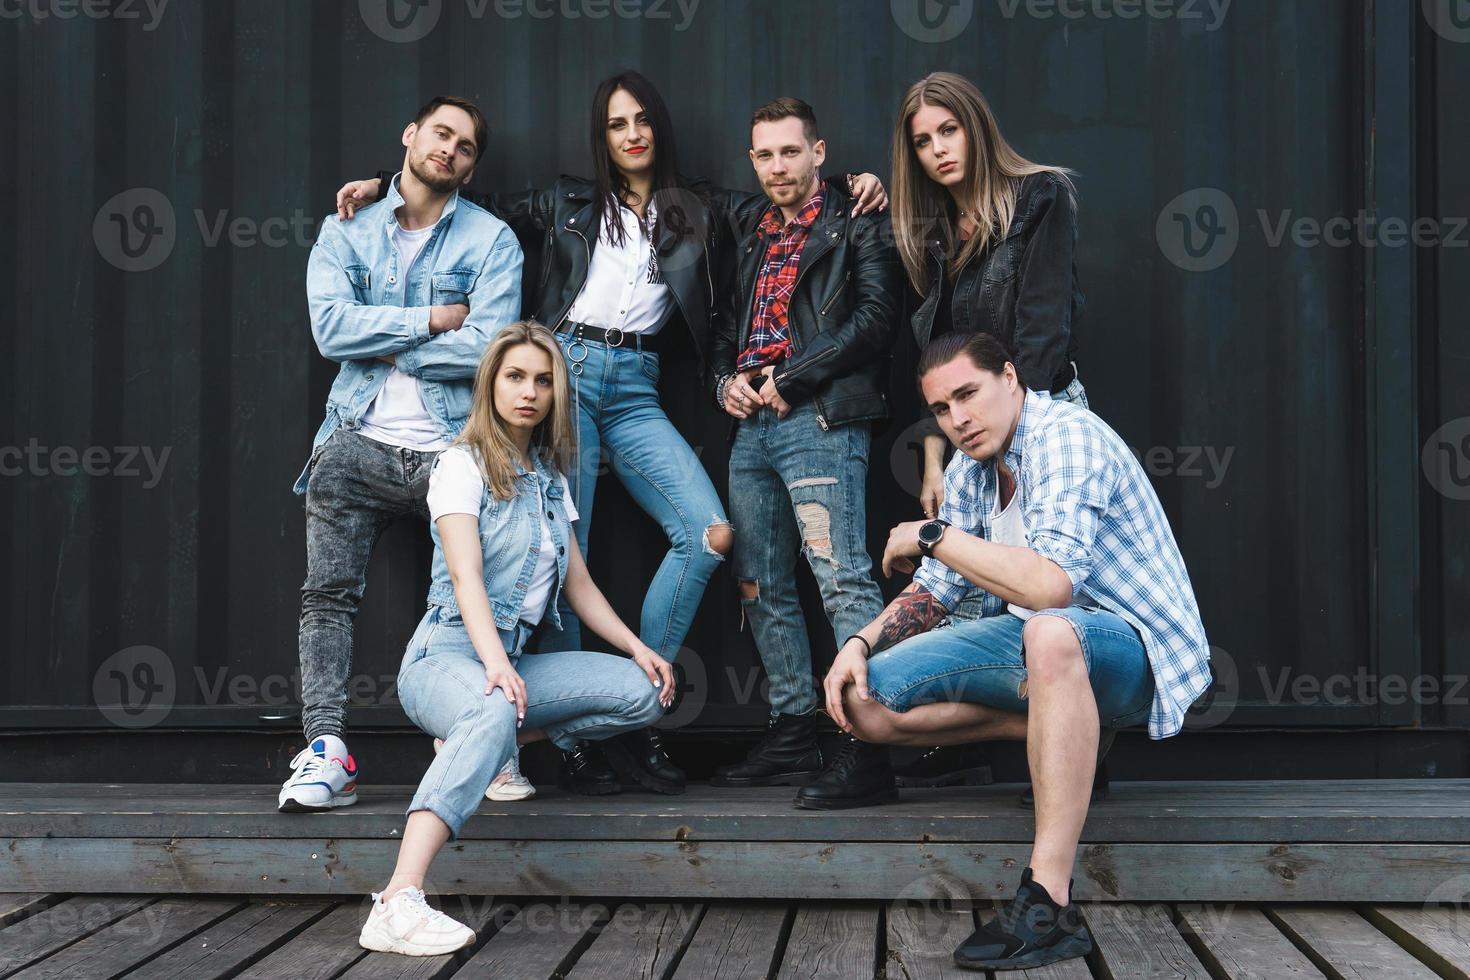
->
[736, 192, 824, 371]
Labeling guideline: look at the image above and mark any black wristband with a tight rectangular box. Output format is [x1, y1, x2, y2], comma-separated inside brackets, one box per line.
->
[846, 634, 873, 658]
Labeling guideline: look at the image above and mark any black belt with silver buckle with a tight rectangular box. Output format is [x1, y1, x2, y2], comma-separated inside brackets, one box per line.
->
[557, 320, 665, 353]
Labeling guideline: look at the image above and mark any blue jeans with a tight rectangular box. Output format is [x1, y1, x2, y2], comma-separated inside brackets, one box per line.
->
[866, 607, 1154, 729]
[397, 605, 664, 839]
[538, 338, 728, 660]
[1055, 372, 1089, 410]
[299, 429, 436, 742]
[728, 401, 885, 717]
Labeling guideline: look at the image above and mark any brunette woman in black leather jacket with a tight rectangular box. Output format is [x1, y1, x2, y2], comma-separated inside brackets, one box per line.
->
[890, 72, 1088, 520]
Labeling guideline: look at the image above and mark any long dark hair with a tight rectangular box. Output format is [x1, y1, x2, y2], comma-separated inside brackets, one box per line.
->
[589, 70, 685, 248]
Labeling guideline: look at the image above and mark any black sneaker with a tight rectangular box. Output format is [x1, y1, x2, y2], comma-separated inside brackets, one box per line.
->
[558, 744, 621, 796]
[792, 736, 898, 810]
[710, 712, 823, 787]
[953, 868, 1092, 971]
[600, 728, 686, 795]
[1019, 728, 1115, 808]
[893, 744, 994, 788]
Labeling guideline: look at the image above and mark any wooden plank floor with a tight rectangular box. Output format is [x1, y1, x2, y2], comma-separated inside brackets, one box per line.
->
[2, 894, 1467, 979]
[5, 780, 1470, 902]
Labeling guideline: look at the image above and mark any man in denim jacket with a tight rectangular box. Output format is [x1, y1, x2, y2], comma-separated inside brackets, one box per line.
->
[281, 96, 523, 812]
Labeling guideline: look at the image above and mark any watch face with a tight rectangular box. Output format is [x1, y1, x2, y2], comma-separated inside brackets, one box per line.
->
[920, 521, 942, 546]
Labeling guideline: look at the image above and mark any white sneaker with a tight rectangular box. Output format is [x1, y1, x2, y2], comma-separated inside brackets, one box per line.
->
[278, 736, 358, 812]
[358, 886, 475, 956]
[432, 738, 536, 801]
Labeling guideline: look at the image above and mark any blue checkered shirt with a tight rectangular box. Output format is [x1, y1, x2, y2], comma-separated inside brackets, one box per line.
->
[913, 392, 1212, 738]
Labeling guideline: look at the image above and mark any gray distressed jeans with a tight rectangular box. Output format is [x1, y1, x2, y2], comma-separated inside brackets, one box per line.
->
[299, 428, 438, 742]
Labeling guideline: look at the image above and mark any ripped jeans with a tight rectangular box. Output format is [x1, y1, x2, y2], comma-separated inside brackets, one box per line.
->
[537, 338, 729, 661]
[728, 400, 885, 717]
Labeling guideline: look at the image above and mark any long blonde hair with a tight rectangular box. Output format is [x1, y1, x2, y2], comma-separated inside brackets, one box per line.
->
[890, 72, 1076, 295]
[453, 320, 576, 500]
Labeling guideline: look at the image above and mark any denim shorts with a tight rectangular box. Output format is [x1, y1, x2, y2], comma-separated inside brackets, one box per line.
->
[865, 606, 1154, 729]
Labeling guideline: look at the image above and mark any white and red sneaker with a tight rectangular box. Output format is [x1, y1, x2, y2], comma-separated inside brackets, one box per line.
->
[358, 886, 475, 956]
[432, 738, 535, 801]
[278, 735, 358, 812]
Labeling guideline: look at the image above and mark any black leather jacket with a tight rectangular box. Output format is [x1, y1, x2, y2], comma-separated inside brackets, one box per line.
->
[909, 171, 1083, 393]
[375, 170, 728, 367]
[712, 179, 903, 431]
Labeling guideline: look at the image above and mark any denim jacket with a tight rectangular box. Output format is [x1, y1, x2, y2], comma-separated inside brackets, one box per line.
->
[296, 176, 524, 493]
[425, 448, 572, 630]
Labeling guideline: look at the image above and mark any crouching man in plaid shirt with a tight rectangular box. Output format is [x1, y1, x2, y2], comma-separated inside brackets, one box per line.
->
[822, 330, 1212, 972]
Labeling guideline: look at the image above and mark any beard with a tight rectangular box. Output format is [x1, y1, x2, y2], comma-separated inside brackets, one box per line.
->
[408, 153, 462, 194]
[763, 165, 817, 204]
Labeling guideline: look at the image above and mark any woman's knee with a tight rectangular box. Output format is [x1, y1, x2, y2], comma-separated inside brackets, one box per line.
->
[461, 695, 519, 743]
[703, 521, 733, 559]
[627, 683, 666, 728]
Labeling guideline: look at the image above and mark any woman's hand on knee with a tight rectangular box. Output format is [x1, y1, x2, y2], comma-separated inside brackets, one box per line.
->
[630, 642, 676, 709]
[482, 659, 527, 725]
[824, 641, 870, 732]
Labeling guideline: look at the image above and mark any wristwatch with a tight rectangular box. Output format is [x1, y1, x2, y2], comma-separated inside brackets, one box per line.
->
[917, 518, 950, 555]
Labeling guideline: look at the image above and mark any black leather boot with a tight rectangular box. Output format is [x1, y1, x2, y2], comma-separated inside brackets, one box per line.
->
[710, 712, 824, 787]
[1019, 727, 1116, 808]
[558, 744, 621, 796]
[601, 728, 686, 795]
[893, 743, 994, 788]
[793, 736, 898, 810]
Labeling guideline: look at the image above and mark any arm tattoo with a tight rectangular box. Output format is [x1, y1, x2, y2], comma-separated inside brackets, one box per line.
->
[873, 586, 946, 653]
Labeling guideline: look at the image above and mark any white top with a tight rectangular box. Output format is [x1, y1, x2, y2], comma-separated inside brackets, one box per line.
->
[989, 484, 1039, 621]
[358, 222, 448, 452]
[565, 199, 674, 335]
[427, 445, 579, 626]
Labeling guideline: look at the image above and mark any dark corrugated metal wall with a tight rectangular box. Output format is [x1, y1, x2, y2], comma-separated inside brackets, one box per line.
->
[1, 0, 1459, 734]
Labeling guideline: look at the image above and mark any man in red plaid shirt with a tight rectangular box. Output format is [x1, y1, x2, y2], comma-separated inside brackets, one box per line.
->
[709, 97, 903, 800]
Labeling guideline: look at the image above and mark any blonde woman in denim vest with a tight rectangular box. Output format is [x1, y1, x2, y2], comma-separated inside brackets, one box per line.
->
[357, 321, 673, 957]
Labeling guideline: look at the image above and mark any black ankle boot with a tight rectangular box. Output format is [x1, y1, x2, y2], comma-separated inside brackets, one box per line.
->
[1019, 728, 1116, 808]
[558, 744, 621, 796]
[710, 712, 823, 787]
[601, 727, 686, 795]
[894, 744, 994, 788]
[793, 736, 898, 810]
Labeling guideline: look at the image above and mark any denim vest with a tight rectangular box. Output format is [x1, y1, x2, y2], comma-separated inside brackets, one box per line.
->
[296, 175, 524, 494]
[425, 448, 572, 630]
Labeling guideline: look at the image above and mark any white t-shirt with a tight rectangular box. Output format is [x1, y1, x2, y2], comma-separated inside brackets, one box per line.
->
[565, 200, 674, 335]
[989, 485, 1039, 621]
[427, 446, 579, 626]
[358, 221, 448, 452]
